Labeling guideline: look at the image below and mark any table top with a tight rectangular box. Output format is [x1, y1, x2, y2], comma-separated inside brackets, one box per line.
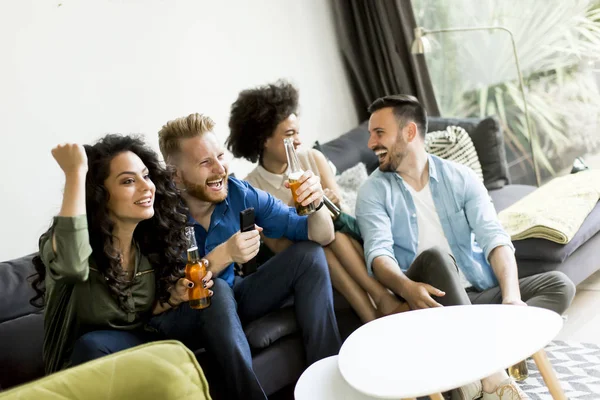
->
[338, 304, 563, 399]
[294, 355, 377, 400]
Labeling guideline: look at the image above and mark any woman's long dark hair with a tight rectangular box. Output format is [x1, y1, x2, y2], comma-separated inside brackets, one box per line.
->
[30, 134, 188, 309]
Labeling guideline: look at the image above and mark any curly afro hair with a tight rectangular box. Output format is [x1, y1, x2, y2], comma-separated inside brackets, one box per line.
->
[226, 80, 299, 163]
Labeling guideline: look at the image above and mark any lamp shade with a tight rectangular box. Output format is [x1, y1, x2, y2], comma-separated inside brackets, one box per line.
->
[411, 38, 426, 54]
[411, 27, 427, 54]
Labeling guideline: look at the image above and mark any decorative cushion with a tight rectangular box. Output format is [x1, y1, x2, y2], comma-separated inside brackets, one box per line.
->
[335, 162, 369, 217]
[428, 116, 509, 190]
[425, 126, 484, 181]
[0, 341, 212, 400]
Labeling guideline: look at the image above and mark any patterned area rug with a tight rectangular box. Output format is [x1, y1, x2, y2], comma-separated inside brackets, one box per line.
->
[521, 341, 600, 399]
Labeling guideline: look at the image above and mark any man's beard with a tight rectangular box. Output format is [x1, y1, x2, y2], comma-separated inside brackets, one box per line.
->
[378, 139, 408, 172]
[181, 173, 228, 203]
[380, 149, 408, 172]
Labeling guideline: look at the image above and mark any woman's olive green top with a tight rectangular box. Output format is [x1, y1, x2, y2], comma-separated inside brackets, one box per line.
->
[40, 215, 156, 373]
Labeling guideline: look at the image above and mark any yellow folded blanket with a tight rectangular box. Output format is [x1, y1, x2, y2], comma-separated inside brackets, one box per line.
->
[498, 170, 600, 244]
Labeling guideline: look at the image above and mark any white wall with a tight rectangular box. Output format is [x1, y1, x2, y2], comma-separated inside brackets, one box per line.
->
[0, 0, 358, 261]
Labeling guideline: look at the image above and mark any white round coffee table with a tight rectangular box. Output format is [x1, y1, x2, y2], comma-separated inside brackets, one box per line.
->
[338, 304, 566, 400]
[294, 355, 378, 400]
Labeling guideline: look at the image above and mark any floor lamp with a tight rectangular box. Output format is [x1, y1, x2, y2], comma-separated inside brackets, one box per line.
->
[411, 26, 541, 187]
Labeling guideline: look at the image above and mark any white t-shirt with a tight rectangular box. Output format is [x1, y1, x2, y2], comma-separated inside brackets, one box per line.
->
[405, 182, 472, 289]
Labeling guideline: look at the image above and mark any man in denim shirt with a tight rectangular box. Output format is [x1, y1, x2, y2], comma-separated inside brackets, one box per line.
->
[153, 113, 341, 400]
[356, 95, 575, 400]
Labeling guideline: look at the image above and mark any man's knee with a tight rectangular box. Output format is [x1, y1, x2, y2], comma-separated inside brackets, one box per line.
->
[294, 241, 328, 275]
[420, 247, 457, 273]
[542, 271, 576, 310]
[212, 277, 234, 296]
[201, 278, 237, 315]
[290, 240, 323, 256]
[284, 241, 326, 267]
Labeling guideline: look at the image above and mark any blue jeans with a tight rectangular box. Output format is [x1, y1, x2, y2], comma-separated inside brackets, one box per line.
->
[70, 241, 341, 400]
[70, 329, 158, 367]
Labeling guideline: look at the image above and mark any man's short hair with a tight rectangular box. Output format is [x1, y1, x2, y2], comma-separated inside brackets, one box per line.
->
[158, 113, 215, 164]
[367, 94, 428, 138]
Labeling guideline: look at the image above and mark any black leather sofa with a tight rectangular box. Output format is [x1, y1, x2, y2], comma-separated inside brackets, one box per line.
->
[0, 253, 361, 397]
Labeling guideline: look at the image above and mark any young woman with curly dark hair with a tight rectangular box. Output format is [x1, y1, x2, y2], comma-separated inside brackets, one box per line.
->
[226, 80, 408, 323]
[30, 134, 214, 373]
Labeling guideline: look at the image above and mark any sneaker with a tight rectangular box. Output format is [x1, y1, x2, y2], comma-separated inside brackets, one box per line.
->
[482, 378, 530, 399]
[451, 381, 483, 400]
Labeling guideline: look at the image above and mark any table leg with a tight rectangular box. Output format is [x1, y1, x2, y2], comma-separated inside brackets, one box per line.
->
[531, 349, 567, 400]
[429, 394, 444, 400]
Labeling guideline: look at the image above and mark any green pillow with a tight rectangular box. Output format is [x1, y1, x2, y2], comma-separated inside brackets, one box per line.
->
[0, 340, 211, 400]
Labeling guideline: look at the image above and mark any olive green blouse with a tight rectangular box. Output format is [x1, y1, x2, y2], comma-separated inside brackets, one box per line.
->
[40, 215, 156, 373]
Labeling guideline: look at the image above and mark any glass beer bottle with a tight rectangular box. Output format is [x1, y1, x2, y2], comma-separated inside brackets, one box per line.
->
[508, 360, 528, 381]
[284, 137, 316, 216]
[185, 227, 211, 310]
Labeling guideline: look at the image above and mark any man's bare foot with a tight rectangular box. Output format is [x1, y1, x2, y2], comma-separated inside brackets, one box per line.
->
[375, 293, 410, 317]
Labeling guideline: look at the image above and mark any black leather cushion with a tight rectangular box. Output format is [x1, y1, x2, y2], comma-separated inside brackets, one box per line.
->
[252, 334, 305, 396]
[0, 312, 44, 390]
[316, 121, 379, 175]
[428, 116, 509, 190]
[0, 254, 40, 323]
[0, 254, 45, 389]
[244, 307, 298, 350]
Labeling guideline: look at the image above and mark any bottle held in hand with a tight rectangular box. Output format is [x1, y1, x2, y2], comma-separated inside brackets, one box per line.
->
[508, 360, 529, 381]
[185, 227, 211, 309]
[284, 138, 315, 216]
[322, 195, 341, 220]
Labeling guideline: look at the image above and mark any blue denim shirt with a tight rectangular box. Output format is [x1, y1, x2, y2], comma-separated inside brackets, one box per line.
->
[189, 176, 309, 287]
[355, 154, 514, 291]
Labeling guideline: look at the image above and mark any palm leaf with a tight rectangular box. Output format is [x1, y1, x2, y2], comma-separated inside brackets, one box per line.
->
[414, 0, 600, 183]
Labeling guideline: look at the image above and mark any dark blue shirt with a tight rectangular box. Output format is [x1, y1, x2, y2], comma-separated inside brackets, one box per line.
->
[189, 176, 309, 287]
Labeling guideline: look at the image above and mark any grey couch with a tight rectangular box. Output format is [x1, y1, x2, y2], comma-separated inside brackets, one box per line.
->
[317, 116, 600, 286]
